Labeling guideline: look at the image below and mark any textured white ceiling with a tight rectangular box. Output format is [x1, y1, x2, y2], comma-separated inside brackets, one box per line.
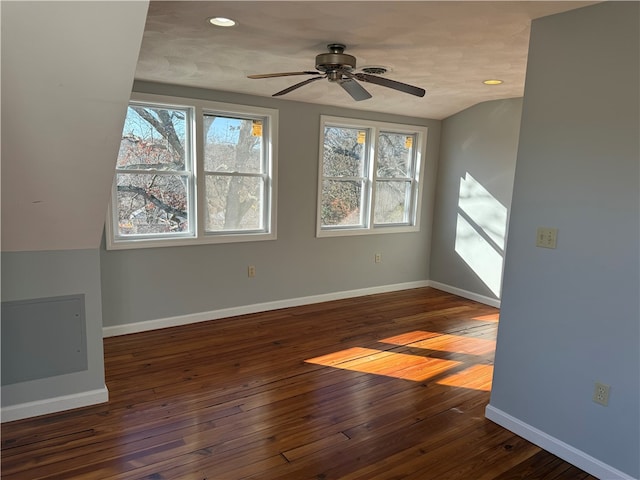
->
[136, 1, 596, 119]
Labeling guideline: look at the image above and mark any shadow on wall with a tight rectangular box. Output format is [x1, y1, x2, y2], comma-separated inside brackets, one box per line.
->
[455, 172, 507, 297]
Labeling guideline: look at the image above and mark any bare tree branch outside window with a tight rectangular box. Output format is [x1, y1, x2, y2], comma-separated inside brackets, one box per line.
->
[109, 98, 276, 247]
[318, 117, 423, 233]
[115, 105, 190, 236]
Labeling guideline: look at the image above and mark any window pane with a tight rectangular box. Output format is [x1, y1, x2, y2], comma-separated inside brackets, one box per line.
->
[203, 115, 263, 173]
[377, 132, 414, 178]
[374, 180, 412, 224]
[118, 105, 187, 171]
[323, 126, 367, 177]
[205, 175, 264, 231]
[321, 180, 364, 226]
[115, 173, 189, 235]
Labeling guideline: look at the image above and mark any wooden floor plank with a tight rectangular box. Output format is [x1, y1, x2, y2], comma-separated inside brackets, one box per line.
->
[1, 288, 595, 479]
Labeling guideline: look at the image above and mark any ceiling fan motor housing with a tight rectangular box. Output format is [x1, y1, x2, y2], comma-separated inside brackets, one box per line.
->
[315, 43, 356, 75]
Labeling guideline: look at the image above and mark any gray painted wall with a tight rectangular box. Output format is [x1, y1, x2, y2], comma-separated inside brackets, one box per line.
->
[430, 98, 521, 300]
[100, 82, 441, 327]
[1, 250, 105, 407]
[489, 2, 639, 478]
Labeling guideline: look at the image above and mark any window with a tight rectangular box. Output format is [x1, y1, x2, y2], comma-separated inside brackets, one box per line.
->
[111, 103, 194, 240]
[317, 115, 427, 236]
[106, 94, 277, 249]
[202, 114, 269, 233]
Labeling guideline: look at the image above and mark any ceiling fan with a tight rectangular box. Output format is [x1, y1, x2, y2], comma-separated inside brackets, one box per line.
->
[247, 44, 426, 101]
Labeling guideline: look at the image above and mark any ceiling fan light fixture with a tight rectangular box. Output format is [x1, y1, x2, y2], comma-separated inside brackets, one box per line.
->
[208, 17, 236, 27]
[483, 79, 503, 85]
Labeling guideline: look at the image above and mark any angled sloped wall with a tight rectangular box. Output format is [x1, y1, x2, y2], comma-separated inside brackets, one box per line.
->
[487, 3, 639, 478]
[1, 1, 149, 420]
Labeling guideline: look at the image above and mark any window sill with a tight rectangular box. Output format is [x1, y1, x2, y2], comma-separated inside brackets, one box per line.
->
[106, 231, 277, 250]
[316, 225, 420, 238]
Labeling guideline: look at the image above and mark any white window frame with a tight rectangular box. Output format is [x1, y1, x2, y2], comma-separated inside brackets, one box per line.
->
[316, 115, 427, 237]
[106, 93, 278, 250]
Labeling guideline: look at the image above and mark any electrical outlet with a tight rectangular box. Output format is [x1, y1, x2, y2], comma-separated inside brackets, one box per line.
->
[248, 265, 256, 278]
[375, 253, 382, 263]
[593, 382, 610, 406]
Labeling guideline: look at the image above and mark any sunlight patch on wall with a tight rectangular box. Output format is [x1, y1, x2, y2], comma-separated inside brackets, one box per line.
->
[455, 172, 508, 297]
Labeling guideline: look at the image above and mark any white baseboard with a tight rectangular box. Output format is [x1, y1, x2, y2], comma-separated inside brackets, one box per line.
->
[103, 281, 430, 338]
[485, 404, 637, 480]
[1, 386, 109, 423]
[428, 280, 501, 308]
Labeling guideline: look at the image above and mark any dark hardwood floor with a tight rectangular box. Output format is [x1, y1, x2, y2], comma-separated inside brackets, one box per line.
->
[1, 287, 596, 479]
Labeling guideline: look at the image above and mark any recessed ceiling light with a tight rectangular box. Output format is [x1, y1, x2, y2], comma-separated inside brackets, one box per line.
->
[208, 17, 236, 27]
[483, 79, 504, 85]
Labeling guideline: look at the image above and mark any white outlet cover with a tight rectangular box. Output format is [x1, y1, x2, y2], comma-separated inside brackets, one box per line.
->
[593, 382, 610, 406]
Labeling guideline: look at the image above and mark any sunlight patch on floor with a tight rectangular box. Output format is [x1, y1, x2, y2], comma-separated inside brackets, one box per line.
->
[380, 330, 496, 356]
[305, 315, 498, 389]
[436, 364, 494, 391]
[306, 347, 461, 382]
[472, 313, 500, 322]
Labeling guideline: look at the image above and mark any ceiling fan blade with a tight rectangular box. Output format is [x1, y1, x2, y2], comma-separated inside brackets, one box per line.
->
[248, 71, 321, 79]
[355, 73, 426, 97]
[339, 78, 372, 101]
[339, 70, 372, 101]
[272, 75, 325, 97]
